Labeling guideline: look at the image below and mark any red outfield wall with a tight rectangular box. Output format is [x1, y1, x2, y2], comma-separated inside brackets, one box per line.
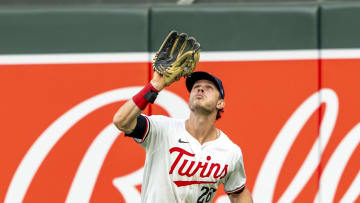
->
[1, 55, 359, 202]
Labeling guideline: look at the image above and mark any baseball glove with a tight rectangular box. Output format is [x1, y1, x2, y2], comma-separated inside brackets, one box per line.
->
[153, 30, 200, 86]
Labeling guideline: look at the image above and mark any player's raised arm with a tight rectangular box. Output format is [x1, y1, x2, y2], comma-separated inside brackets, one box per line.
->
[112, 72, 165, 134]
[113, 30, 200, 134]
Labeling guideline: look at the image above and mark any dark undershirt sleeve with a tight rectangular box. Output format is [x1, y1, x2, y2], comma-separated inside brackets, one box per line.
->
[124, 115, 149, 140]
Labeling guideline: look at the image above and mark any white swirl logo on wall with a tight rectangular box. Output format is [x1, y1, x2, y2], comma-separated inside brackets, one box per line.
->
[5, 88, 360, 203]
[253, 88, 360, 203]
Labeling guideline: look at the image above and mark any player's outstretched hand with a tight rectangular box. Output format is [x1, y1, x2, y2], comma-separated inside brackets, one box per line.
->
[152, 30, 200, 87]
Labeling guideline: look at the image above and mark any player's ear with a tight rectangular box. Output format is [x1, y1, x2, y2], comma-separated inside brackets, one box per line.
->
[217, 99, 225, 110]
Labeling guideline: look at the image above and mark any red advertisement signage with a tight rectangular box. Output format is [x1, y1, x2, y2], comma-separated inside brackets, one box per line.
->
[1, 55, 359, 202]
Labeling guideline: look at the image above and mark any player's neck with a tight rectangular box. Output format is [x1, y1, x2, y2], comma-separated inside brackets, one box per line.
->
[185, 113, 218, 145]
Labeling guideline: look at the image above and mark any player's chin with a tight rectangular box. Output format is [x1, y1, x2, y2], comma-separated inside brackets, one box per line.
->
[189, 100, 204, 109]
[190, 103, 213, 114]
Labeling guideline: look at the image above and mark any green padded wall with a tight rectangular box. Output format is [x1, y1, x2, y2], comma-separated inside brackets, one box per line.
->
[0, 6, 149, 54]
[321, 3, 360, 48]
[150, 4, 318, 51]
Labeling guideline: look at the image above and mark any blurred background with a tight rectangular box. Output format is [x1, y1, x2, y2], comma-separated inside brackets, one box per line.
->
[0, 0, 358, 5]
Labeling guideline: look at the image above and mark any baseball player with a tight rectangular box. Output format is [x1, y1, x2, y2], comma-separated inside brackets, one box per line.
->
[113, 31, 253, 203]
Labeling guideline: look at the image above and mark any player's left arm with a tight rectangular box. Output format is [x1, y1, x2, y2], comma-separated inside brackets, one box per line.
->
[224, 147, 253, 203]
[228, 187, 253, 203]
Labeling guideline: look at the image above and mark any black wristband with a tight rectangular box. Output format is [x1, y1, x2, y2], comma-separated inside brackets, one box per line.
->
[144, 89, 158, 103]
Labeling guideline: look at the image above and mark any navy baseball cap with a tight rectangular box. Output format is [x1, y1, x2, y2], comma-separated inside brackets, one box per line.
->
[186, 71, 225, 99]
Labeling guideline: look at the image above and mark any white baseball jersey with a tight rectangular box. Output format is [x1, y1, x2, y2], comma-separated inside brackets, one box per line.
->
[134, 115, 247, 203]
